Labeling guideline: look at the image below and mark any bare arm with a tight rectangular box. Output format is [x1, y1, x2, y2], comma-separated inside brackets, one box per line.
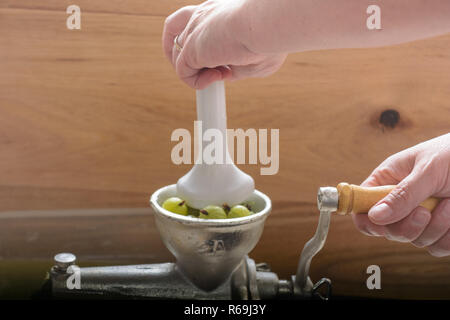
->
[163, 0, 450, 88]
[240, 0, 450, 54]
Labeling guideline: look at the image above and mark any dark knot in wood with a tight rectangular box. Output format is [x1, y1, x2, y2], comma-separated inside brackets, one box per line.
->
[379, 109, 400, 128]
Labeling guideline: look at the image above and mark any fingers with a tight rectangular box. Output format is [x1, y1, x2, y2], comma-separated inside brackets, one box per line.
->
[368, 166, 436, 225]
[361, 170, 398, 188]
[175, 53, 232, 89]
[165, 5, 232, 89]
[361, 151, 415, 188]
[194, 67, 231, 90]
[162, 6, 196, 63]
[229, 55, 287, 81]
[413, 199, 450, 248]
[193, 68, 232, 90]
[361, 160, 399, 188]
[427, 231, 450, 257]
[352, 213, 386, 237]
[352, 206, 431, 242]
[383, 207, 431, 242]
[164, 5, 286, 88]
[354, 135, 450, 257]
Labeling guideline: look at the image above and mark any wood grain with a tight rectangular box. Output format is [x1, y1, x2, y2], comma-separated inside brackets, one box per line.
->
[1, 1, 450, 299]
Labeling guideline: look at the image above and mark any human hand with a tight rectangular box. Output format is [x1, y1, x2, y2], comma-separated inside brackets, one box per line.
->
[352, 133, 450, 257]
[162, 0, 287, 89]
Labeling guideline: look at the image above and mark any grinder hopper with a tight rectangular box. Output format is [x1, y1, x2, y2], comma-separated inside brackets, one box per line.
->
[150, 184, 271, 291]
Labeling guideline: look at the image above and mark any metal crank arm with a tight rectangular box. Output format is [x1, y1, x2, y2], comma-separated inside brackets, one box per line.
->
[293, 187, 339, 300]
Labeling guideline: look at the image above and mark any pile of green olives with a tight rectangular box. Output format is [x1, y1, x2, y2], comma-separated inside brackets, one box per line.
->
[162, 197, 255, 219]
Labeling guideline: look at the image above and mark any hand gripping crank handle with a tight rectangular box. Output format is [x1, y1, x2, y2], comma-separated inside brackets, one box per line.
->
[332, 182, 441, 215]
[295, 183, 441, 297]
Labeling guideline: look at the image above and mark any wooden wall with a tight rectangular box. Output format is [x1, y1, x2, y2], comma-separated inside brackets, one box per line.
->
[0, 0, 450, 299]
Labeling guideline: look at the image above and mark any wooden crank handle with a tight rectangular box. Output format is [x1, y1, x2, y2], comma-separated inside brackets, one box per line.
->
[335, 182, 441, 215]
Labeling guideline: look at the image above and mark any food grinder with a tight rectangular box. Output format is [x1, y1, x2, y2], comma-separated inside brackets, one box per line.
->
[47, 185, 336, 299]
[47, 182, 441, 299]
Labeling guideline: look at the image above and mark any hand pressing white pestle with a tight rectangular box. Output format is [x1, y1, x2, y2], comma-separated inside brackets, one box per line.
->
[176, 81, 254, 209]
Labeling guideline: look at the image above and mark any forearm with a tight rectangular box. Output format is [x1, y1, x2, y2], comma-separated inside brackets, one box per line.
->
[236, 0, 450, 54]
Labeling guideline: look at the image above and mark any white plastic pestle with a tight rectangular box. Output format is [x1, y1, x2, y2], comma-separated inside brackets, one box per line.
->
[176, 81, 255, 209]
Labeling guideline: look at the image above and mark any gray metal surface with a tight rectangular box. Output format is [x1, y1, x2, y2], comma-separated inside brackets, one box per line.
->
[54, 253, 76, 271]
[150, 184, 271, 291]
[50, 256, 288, 300]
[317, 187, 339, 212]
[48, 185, 337, 300]
[294, 187, 338, 296]
[51, 262, 234, 299]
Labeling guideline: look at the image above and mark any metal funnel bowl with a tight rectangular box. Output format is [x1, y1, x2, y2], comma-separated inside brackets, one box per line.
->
[150, 184, 271, 291]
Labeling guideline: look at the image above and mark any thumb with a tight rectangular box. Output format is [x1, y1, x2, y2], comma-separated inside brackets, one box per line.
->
[368, 166, 436, 225]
